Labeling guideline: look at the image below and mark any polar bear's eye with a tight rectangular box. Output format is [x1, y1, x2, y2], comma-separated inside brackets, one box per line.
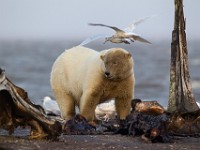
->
[113, 62, 117, 65]
[105, 62, 109, 66]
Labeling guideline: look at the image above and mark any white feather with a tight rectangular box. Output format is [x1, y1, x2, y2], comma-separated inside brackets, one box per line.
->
[95, 100, 116, 121]
[196, 102, 200, 108]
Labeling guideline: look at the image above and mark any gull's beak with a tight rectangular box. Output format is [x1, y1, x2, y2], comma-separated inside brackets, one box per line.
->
[104, 38, 109, 44]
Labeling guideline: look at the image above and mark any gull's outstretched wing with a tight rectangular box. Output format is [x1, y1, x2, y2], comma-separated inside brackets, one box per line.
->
[131, 34, 152, 44]
[89, 23, 124, 33]
[79, 34, 110, 46]
[123, 15, 156, 33]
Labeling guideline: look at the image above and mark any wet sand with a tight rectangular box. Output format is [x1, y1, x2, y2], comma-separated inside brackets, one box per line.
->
[0, 128, 200, 150]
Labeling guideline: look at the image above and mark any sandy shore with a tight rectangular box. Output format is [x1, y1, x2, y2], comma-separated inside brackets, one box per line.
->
[0, 128, 200, 150]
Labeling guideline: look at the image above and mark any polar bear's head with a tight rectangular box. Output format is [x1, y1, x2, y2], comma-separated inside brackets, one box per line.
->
[100, 48, 133, 81]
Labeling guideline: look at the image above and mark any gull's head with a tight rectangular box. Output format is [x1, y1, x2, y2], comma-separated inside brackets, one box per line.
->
[0, 68, 5, 75]
[104, 37, 112, 44]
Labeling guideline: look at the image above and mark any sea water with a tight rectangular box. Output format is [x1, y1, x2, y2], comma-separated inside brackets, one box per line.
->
[0, 39, 199, 107]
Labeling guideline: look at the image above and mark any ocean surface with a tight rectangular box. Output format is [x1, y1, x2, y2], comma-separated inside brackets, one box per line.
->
[0, 39, 199, 107]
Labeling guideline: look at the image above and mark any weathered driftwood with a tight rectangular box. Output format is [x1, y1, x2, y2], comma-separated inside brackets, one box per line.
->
[0, 68, 62, 139]
[168, 0, 199, 113]
[167, 112, 200, 136]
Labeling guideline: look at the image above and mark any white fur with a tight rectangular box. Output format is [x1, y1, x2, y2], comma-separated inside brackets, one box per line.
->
[50, 46, 134, 121]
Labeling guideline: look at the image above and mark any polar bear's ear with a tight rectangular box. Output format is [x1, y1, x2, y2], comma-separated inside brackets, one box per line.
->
[100, 54, 105, 60]
[125, 53, 132, 59]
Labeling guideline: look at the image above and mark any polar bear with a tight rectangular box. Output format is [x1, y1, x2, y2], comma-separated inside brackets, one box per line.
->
[50, 46, 135, 121]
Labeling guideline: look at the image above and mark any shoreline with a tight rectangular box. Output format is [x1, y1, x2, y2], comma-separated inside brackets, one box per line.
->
[1, 128, 200, 150]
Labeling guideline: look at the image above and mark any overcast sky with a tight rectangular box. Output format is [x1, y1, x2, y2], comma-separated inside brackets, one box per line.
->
[0, 0, 199, 41]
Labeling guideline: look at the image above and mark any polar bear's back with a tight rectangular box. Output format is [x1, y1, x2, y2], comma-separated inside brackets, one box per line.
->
[50, 46, 99, 101]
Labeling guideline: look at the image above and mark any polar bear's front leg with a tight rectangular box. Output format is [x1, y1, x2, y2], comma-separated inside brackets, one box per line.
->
[79, 89, 100, 121]
[115, 98, 132, 120]
[53, 88, 76, 120]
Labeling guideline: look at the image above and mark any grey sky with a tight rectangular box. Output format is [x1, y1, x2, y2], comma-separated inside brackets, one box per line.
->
[0, 0, 199, 41]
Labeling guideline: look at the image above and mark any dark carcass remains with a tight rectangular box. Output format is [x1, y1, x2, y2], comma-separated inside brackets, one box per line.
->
[114, 99, 171, 143]
[114, 99, 200, 142]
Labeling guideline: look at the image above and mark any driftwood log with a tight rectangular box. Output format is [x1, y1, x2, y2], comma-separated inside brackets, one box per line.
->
[168, 0, 199, 113]
[0, 68, 62, 139]
[166, 0, 200, 136]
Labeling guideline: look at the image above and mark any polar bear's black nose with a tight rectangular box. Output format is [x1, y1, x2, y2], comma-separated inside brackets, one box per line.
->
[105, 71, 110, 77]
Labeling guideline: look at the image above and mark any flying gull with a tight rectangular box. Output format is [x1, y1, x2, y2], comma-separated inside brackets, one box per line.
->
[80, 16, 153, 45]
